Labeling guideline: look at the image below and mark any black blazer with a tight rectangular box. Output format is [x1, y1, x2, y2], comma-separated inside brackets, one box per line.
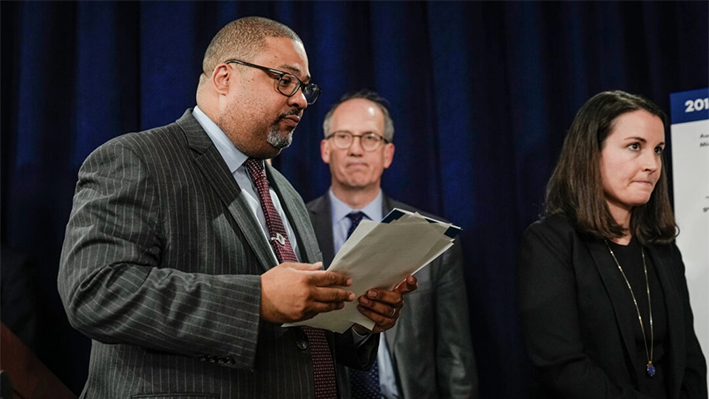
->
[518, 214, 707, 399]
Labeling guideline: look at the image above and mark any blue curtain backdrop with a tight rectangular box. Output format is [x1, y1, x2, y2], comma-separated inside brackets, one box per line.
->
[2, 1, 707, 396]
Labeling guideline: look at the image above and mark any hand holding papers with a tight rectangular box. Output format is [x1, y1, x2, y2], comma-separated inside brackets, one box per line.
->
[286, 208, 461, 333]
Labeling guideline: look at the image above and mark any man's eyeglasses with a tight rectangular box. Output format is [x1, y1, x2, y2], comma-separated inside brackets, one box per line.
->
[225, 60, 321, 105]
[326, 131, 389, 152]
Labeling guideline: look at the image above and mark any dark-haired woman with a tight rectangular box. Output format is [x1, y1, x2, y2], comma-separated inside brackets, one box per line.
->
[519, 90, 707, 398]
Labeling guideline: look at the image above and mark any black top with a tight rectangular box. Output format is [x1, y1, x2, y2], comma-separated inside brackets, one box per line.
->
[607, 237, 667, 398]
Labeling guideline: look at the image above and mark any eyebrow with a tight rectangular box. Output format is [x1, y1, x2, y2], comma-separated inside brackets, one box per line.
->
[333, 130, 379, 135]
[277, 64, 311, 83]
[624, 136, 665, 146]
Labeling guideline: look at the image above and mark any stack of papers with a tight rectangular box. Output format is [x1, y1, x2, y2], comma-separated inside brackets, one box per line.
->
[286, 208, 461, 333]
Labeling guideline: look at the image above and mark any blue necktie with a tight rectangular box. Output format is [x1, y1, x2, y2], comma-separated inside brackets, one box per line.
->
[346, 211, 365, 238]
[345, 211, 381, 399]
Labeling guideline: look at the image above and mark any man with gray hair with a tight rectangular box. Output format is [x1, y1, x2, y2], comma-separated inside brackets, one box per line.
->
[59, 18, 416, 399]
[308, 90, 479, 399]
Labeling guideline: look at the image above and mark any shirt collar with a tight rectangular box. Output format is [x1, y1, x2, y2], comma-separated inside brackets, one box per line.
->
[192, 106, 248, 174]
[328, 188, 383, 224]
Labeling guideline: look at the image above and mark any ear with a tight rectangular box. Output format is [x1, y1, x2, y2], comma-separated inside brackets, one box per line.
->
[383, 143, 395, 169]
[211, 63, 233, 96]
[321, 139, 331, 164]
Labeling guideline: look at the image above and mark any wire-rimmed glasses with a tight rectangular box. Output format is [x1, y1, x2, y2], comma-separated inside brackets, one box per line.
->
[326, 131, 388, 151]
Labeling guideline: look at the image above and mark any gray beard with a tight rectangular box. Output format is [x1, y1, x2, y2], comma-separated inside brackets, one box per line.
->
[267, 126, 294, 149]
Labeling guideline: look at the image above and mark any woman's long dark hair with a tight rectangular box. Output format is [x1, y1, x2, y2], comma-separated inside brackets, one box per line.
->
[545, 90, 677, 244]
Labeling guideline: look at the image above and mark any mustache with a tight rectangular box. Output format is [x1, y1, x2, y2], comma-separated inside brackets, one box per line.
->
[276, 108, 302, 121]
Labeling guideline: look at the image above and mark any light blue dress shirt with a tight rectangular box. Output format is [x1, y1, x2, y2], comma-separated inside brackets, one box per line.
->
[192, 106, 300, 263]
[328, 189, 399, 399]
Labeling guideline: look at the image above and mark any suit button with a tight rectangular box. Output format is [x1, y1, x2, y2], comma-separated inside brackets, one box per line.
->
[198, 355, 208, 362]
[208, 356, 217, 363]
[294, 328, 308, 351]
[225, 356, 235, 365]
[217, 358, 226, 364]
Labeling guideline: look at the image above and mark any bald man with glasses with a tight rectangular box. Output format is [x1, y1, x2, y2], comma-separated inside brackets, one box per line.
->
[308, 90, 479, 399]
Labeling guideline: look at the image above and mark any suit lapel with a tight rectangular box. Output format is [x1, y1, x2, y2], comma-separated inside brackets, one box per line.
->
[265, 164, 320, 265]
[308, 195, 336, 267]
[176, 110, 278, 271]
[587, 239, 642, 381]
[646, 245, 684, 396]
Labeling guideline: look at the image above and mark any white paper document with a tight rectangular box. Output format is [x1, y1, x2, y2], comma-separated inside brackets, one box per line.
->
[285, 209, 460, 333]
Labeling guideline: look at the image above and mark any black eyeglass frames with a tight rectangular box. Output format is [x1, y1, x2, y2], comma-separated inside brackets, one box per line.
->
[225, 59, 321, 105]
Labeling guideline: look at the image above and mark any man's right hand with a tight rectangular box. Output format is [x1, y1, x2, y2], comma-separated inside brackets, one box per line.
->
[260, 262, 355, 323]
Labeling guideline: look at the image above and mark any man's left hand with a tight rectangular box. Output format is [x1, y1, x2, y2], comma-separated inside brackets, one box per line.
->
[354, 275, 418, 333]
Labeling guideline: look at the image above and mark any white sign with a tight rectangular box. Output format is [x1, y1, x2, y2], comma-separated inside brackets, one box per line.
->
[670, 88, 709, 364]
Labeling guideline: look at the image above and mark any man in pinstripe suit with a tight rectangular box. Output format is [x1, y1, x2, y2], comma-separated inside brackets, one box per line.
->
[58, 17, 416, 399]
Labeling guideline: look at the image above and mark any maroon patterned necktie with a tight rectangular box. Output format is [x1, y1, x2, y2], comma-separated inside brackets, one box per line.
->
[244, 158, 338, 399]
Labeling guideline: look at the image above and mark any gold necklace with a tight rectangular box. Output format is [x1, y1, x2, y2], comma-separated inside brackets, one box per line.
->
[605, 240, 655, 377]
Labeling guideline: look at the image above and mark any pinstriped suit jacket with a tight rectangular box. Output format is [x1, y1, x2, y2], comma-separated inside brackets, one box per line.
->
[58, 110, 377, 399]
